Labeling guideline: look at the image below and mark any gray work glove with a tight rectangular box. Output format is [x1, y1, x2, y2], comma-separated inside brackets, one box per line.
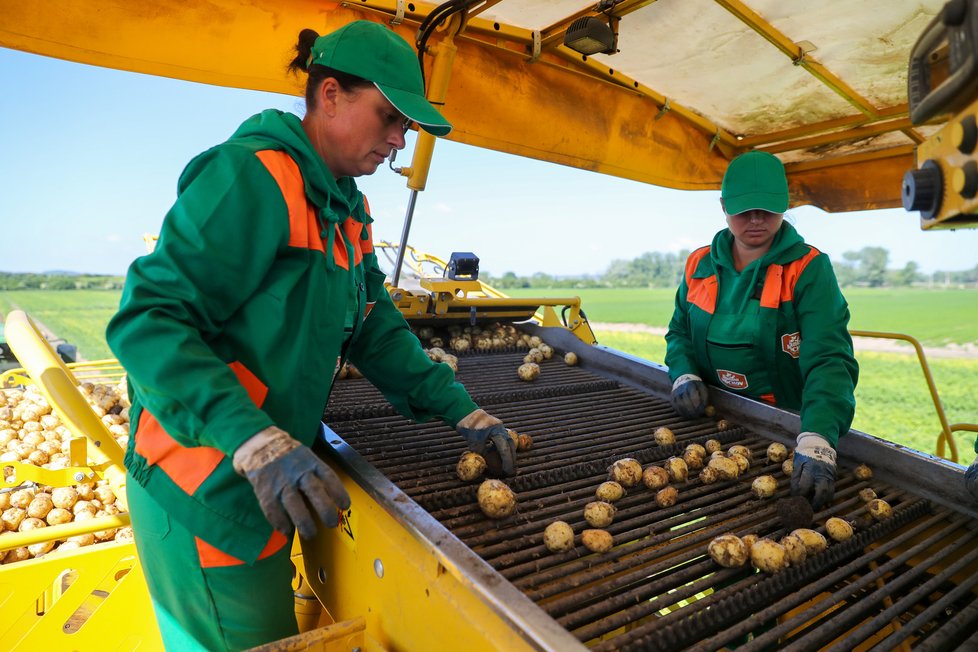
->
[791, 432, 836, 510]
[671, 374, 709, 418]
[233, 426, 351, 539]
[966, 455, 978, 501]
[457, 408, 517, 477]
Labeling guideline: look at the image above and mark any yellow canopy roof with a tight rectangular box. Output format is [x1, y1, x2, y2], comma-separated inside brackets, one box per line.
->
[0, 0, 945, 212]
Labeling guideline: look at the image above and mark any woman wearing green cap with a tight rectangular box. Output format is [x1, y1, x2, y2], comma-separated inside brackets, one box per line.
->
[665, 151, 858, 511]
[107, 20, 515, 650]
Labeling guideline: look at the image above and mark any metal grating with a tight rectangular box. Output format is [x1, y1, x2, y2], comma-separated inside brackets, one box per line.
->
[324, 348, 978, 651]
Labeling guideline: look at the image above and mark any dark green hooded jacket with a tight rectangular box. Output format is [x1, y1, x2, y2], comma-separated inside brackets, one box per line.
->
[107, 110, 477, 563]
[665, 222, 858, 446]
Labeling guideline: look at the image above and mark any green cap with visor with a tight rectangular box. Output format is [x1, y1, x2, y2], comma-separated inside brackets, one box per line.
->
[721, 151, 789, 215]
[309, 20, 452, 137]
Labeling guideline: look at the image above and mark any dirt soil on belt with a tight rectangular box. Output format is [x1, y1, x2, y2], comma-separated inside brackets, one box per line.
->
[590, 322, 978, 360]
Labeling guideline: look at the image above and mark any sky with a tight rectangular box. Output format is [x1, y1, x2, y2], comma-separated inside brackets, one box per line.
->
[3, 47, 978, 278]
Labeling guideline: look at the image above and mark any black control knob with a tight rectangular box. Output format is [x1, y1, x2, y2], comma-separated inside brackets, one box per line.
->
[944, 0, 968, 27]
[902, 159, 943, 219]
[954, 114, 978, 153]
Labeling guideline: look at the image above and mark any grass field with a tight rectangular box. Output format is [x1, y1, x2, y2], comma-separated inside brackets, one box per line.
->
[2, 287, 976, 462]
[506, 286, 978, 346]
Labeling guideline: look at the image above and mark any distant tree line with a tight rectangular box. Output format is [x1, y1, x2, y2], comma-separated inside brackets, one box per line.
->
[485, 247, 978, 289]
[0, 272, 125, 291]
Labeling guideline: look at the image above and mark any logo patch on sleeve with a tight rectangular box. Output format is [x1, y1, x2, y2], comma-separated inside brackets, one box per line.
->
[717, 369, 748, 390]
[781, 332, 801, 359]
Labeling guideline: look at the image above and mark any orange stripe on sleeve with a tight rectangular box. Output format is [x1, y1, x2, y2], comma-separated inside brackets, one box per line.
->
[779, 248, 820, 303]
[255, 150, 323, 254]
[760, 265, 784, 309]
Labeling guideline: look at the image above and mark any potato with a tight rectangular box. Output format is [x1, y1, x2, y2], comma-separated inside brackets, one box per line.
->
[705, 439, 722, 454]
[698, 466, 719, 484]
[51, 487, 79, 510]
[741, 533, 759, 549]
[581, 529, 614, 553]
[707, 456, 739, 480]
[790, 528, 828, 555]
[543, 521, 575, 552]
[0, 492, 9, 510]
[538, 344, 554, 360]
[825, 517, 854, 542]
[477, 479, 517, 519]
[114, 526, 135, 544]
[18, 517, 45, 532]
[46, 507, 72, 526]
[9, 488, 35, 509]
[564, 352, 578, 366]
[780, 533, 807, 566]
[664, 457, 688, 482]
[506, 428, 520, 447]
[595, 481, 625, 502]
[517, 434, 534, 451]
[716, 419, 731, 431]
[523, 348, 544, 364]
[782, 458, 794, 476]
[67, 533, 96, 547]
[685, 443, 706, 458]
[517, 363, 541, 382]
[854, 464, 873, 480]
[708, 534, 748, 567]
[867, 498, 893, 521]
[751, 475, 778, 499]
[750, 539, 789, 573]
[655, 486, 679, 508]
[94, 484, 116, 505]
[27, 494, 54, 519]
[653, 427, 675, 445]
[728, 453, 750, 475]
[2, 507, 26, 531]
[3, 547, 29, 564]
[456, 452, 487, 482]
[76, 484, 95, 501]
[858, 488, 878, 503]
[728, 445, 752, 461]
[440, 355, 459, 373]
[767, 442, 789, 463]
[642, 466, 670, 490]
[704, 405, 717, 418]
[682, 449, 705, 470]
[609, 458, 643, 488]
[584, 501, 616, 528]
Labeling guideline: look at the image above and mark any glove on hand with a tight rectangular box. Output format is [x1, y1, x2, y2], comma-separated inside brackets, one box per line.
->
[966, 455, 978, 501]
[233, 426, 351, 539]
[791, 432, 837, 510]
[670, 374, 709, 418]
[457, 409, 517, 477]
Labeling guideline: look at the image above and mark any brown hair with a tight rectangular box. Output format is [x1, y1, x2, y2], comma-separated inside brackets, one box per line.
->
[288, 28, 373, 109]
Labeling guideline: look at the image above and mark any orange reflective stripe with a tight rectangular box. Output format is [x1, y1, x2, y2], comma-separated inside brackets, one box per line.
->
[360, 221, 374, 255]
[332, 223, 349, 270]
[342, 217, 364, 267]
[760, 265, 784, 309]
[134, 410, 224, 496]
[687, 276, 718, 315]
[255, 150, 323, 254]
[759, 393, 776, 405]
[684, 246, 711, 285]
[194, 530, 289, 568]
[759, 247, 820, 308]
[134, 362, 268, 496]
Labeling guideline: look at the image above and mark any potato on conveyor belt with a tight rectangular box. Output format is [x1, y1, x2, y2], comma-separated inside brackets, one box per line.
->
[581, 529, 614, 553]
[542, 521, 575, 552]
[477, 479, 517, 519]
[708, 534, 748, 568]
[609, 458, 643, 487]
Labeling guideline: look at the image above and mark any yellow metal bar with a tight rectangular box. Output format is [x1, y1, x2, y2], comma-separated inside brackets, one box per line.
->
[0, 459, 97, 490]
[3, 311, 128, 507]
[0, 514, 131, 553]
[850, 329, 977, 463]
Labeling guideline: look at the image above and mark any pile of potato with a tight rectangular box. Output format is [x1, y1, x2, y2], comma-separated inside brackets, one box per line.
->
[0, 380, 133, 565]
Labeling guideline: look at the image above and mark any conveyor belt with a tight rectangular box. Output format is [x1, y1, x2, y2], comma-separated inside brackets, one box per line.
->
[323, 347, 978, 651]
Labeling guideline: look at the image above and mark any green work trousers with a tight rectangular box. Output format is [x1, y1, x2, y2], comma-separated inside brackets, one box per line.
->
[127, 479, 298, 650]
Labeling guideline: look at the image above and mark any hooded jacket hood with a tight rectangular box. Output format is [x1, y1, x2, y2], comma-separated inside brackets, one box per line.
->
[223, 109, 366, 227]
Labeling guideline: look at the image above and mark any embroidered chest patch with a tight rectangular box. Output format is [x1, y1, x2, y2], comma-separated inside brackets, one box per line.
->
[717, 369, 748, 390]
[781, 332, 801, 359]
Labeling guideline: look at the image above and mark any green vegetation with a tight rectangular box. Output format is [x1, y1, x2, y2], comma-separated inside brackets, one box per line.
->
[0, 290, 121, 360]
[506, 286, 978, 347]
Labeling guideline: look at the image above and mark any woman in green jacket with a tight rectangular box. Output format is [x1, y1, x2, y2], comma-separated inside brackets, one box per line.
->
[107, 21, 514, 650]
[665, 151, 858, 512]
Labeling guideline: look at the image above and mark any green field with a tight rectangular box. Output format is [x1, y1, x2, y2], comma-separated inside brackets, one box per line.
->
[1, 287, 976, 462]
[506, 286, 978, 346]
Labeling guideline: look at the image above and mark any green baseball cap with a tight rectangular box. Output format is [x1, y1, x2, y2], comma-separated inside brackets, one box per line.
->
[309, 20, 452, 137]
[721, 151, 789, 215]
